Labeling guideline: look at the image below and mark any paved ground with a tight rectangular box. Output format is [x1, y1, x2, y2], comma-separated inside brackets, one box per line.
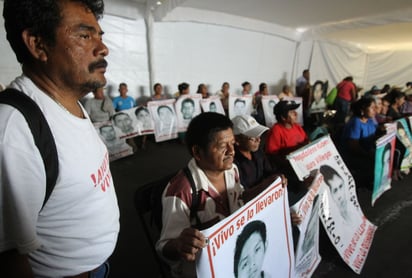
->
[108, 138, 412, 277]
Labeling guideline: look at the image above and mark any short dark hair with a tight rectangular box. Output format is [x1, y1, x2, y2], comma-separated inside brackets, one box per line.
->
[351, 97, 375, 117]
[386, 89, 405, 105]
[181, 98, 195, 107]
[119, 82, 127, 88]
[99, 124, 113, 133]
[197, 83, 206, 94]
[157, 105, 173, 115]
[241, 81, 250, 87]
[3, 0, 104, 65]
[233, 220, 267, 278]
[135, 106, 149, 117]
[259, 83, 267, 92]
[153, 83, 162, 91]
[185, 112, 232, 156]
[178, 82, 189, 93]
[234, 99, 246, 106]
[112, 112, 130, 122]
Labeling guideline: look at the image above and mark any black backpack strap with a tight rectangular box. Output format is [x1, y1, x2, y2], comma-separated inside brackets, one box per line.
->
[183, 166, 201, 228]
[0, 88, 59, 209]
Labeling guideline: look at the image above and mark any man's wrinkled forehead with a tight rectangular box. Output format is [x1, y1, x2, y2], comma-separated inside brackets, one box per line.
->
[210, 128, 234, 143]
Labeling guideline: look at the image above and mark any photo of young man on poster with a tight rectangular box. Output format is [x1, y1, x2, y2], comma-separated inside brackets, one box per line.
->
[233, 221, 271, 278]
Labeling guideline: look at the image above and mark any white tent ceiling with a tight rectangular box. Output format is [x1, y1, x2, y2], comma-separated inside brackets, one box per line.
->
[134, 0, 412, 49]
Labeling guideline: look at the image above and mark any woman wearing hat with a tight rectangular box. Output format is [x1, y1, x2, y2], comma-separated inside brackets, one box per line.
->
[265, 100, 309, 157]
[265, 100, 309, 203]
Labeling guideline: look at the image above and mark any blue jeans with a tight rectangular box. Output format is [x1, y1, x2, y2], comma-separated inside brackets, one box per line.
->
[334, 97, 351, 124]
[89, 261, 110, 278]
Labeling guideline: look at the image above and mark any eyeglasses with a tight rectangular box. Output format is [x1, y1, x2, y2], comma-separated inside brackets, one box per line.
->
[248, 136, 261, 142]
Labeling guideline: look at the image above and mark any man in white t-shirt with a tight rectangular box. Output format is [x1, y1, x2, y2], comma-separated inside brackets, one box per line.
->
[0, 0, 119, 277]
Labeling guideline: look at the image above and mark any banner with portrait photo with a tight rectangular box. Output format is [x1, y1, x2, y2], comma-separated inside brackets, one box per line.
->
[133, 106, 155, 135]
[94, 121, 133, 161]
[196, 177, 294, 278]
[309, 81, 328, 115]
[228, 95, 253, 119]
[372, 132, 396, 206]
[111, 108, 140, 139]
[283, 96, 303, 126]
[395, 118, 412, 170]
[200, 96, 225, 115]
[261, 95, 280, 128]
[175, 94, 202, 132]
[409, 116, 412, 132]
[147, 99, 178, 142]
[287, 135, 377, 274]
[290, 172, 323, 278]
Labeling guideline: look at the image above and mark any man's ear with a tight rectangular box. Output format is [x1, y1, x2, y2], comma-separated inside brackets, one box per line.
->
[234, 136, 240, 146]
[192, 145, 201, 161]
[21, 30, 48, 62]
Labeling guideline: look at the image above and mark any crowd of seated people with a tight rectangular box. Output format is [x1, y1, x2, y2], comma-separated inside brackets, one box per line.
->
[82, 79, 412, 186]
[340, 83, 412, 184]
[80, 78, 412, 276]
[82, 79, 412, 192]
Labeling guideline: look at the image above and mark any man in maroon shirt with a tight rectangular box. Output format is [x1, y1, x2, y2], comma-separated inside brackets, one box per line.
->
[334, 76, 357, 125]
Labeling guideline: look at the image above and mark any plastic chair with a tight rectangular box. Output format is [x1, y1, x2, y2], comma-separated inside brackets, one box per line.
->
[134, 173, 176, 278]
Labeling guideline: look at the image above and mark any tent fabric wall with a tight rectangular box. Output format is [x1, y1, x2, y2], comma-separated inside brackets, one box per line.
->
[100, 14, 150, 100]
[158, 6, 300, 42]
[293, 40, 314, 84]
[152, 21, 297, 96]
[365, 49, 412, 89]
[1, 1, 411, 98]
[310, 41, 367, 88]
[309, 40, 412, 90]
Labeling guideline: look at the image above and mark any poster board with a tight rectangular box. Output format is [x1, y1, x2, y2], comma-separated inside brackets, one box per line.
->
[147, 99, 178, 142]
[228, 95, 253, 119]
[196, 177, 294, 278]
[290, 173, 323, 277]
[200, 96, 225, 115]
[175, 94, 202, 132]
[287, 136, 376, 274]
[372, 132, 396, 205]
[94, 121, 133, 161]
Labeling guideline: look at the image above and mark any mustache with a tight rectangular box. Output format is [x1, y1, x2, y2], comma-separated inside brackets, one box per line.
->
[89, 59, 108, 72]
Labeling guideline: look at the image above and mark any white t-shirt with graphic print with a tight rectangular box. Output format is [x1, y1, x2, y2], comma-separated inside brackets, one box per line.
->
[0, 75, 119, 277]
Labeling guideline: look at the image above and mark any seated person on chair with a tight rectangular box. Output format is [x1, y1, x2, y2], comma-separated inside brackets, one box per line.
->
[156, 112, 286, 278]
[232, 114, 273, 189]
[341, 97, 377, 187]
[265, 100, 310, 203]
[232, 114, 302, 226]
